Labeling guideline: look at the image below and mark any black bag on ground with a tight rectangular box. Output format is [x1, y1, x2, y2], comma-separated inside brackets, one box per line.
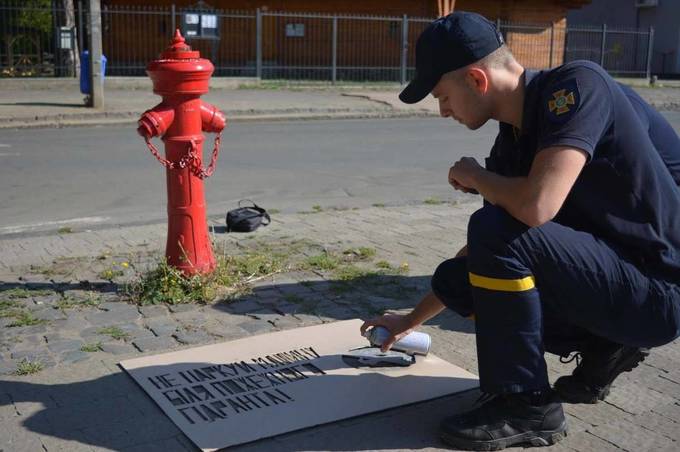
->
[226, 200, 271, 233]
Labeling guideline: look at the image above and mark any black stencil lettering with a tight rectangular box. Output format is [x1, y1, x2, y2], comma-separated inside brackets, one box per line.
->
[262, 389, 288, 405]
[301, 362, 326, 376]
[275, 388, 294, 401]
[233, 376, 259, 392]
[192, 384, 216, 401]
[178, 407, 196, 424]
[252, 358, 270, 370]
[200, 403, 226, 422]
[227, 397, 249, 413]
[178, 370, 196, 384]
[181, 387, 203, 404]
[251, 392, 271, 407]
[234, 361, 258, 374]
[304, 346, 322, 358]
[244, 374, 268, 390]
[210, 381, 231, 397]
[191, 368, 214, 382]
[223, 379, 246, 394]
[199, 366, 221, 380]
[210, 400, 229, 418]
[234, 394, 260, 410]
[163, 389, 189, 406]
[261, 371, 285, 386]
[148, 376, 163, 390]
[265, 355, 287, 366]
[288, 350, 309, 361]
[191, 406, 209, 422]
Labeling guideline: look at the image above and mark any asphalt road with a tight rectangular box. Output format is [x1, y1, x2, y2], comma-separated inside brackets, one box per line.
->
[1, 113, 679, 236]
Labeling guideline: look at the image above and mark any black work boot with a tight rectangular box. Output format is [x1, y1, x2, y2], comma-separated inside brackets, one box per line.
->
[554, 339, 650, 404]
[439, 391, 567, 451]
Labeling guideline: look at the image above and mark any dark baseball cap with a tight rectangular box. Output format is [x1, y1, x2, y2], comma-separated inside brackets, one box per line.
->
[399, 11, 504, 104]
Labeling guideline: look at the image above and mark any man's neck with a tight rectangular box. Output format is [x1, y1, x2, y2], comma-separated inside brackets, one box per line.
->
[491, 64, 526, 130]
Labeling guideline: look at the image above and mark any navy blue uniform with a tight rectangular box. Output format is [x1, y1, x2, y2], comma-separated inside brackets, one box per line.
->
[431, 61, 680, 394]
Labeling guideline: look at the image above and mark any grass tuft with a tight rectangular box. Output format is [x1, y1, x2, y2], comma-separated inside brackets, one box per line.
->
[423, 197, 444, 205]
[304, 252, 340, 271]
[6, 311, 47, 328]
[81, 342, 103, 352]
[97, 326, 130, 341]
[3, 288, 54, 299]
[15, 359, 44, 375]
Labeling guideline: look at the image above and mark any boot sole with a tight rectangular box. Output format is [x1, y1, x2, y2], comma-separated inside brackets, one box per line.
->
[555, 348, 650, 404]
[440, 421, 568, 451]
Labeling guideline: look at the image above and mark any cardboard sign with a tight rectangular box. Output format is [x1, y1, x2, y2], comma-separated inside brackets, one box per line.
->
[120, 319, 478, 451]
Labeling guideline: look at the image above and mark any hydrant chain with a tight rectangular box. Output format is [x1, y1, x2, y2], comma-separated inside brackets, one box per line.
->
[143, 134, 221, 179]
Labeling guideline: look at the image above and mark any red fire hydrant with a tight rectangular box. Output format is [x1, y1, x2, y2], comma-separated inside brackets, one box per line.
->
[137, 30, 226, 275]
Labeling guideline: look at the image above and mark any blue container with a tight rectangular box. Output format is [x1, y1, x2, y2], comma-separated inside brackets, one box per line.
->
[80, 51, 107, 95]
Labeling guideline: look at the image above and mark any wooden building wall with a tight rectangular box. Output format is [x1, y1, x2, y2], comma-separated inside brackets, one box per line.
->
[102, 0, 589, 75]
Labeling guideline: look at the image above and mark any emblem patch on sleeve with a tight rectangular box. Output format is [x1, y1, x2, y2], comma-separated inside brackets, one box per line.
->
[546, 78, 580, 123]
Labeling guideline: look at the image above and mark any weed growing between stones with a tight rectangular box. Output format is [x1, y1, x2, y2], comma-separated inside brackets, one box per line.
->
[2, 288, 55, 299]
[81, 342, 103, 352]
[97, 326, 130, 341]
[15, 359, 44, 376]
[124, 250, 291, 306]
[4, 310, 47, 328]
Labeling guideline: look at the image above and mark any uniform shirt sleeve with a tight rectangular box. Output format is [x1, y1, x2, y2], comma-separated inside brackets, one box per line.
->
[536, 65, 613, 161]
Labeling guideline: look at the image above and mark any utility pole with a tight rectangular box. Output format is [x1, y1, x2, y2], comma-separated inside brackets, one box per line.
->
[88, 0, 104, 108]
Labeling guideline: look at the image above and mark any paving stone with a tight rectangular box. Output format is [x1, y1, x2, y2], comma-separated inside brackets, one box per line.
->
[247, 308, 282, 323]
[120, 435, 194, 452]
[237, 319, 275, 335]
[46, 338, 84, 354]
[10, 349, 50, 361]
[173, 329, 212, 345]
[0, 358, 17, 375]
[59, 349, 90, 364]
[80, 325, 113, 341]
[222, 297, 262, 315]
[32, 307, 66, 320]
[272, 315, 303, 330]
[605, 382, 677, 415]
[100, 342, 137, 355]
[115, 323, 155, 341]
[85, 309, 141, 325]
[587, 417, 674, 451]
[167, 303, 198, 313]
[145, 318, 179, 337]
[133, 336, 178, 353]
[100, 300, 137, 312]
[653, 401, 680, 422]
[138, 305, 168, 318]
[560, 431, 621, 452]
[632, 410, 680, 442]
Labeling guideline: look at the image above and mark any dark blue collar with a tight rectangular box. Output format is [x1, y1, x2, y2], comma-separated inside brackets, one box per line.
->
[518, 69, 541, 137]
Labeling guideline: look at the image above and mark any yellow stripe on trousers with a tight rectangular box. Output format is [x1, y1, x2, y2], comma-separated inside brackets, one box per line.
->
[468, 272, 536, 292]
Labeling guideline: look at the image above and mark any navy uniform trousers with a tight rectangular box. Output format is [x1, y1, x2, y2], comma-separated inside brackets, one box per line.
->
[431, 204, 680, 394]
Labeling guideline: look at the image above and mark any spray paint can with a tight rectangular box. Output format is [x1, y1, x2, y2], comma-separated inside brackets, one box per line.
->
[364, 326, 431, 356]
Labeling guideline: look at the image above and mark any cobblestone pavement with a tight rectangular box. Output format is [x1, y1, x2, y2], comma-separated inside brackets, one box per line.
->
[1, 202, 679, 451]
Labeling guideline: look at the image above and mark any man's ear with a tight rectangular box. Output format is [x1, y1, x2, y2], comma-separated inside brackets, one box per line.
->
[465, 67, 489, 95]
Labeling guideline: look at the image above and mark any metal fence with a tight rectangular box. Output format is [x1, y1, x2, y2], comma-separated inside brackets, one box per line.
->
[0, 2, 655, 81]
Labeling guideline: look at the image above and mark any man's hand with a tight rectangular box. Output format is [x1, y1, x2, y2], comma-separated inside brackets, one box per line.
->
[360, 313, 415, 353]
[449, 157, 482, 194]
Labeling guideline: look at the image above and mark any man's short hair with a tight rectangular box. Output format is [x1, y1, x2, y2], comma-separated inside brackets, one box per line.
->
[443, 44, 516, 81]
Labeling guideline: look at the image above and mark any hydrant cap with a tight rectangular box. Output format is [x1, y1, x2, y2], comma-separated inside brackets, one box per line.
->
[146, 29, 214, 96]
[161, 29, 200, 60]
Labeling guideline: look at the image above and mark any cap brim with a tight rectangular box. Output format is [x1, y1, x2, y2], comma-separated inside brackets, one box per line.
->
[399, 76, 438, 104]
